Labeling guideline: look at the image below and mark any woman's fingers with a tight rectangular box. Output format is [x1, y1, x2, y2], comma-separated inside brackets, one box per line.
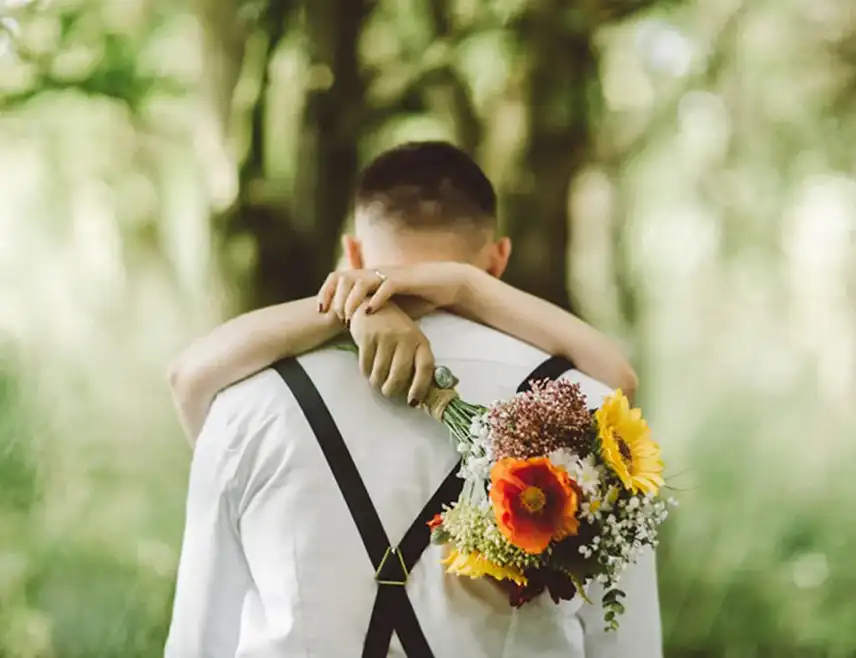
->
[357, 335, 377, 379]
[317, 272, 339, 312]
[322, 264, 464, 314]
[368, 340, 394, 391]
[408, 343, 435, 405]
[343, 279, 375, 323]
[319, 269, 389, 317]
[331, 277, 355, 321]
[382, 343, 415, 398]
[365, 279, 399, 314]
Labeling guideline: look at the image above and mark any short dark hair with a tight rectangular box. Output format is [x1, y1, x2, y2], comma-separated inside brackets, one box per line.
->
[354, 141, 497, 230]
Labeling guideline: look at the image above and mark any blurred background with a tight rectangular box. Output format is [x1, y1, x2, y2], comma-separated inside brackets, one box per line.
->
[1, 0, 854, 655]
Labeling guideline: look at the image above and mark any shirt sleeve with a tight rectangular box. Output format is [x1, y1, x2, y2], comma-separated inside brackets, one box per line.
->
[578, 548, 664, 658]
[163, 389, 253, 658]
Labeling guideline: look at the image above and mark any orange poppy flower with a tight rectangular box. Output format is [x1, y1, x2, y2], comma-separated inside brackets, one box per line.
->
[489, 457, 580, 554]
[427, 513, 444, 530]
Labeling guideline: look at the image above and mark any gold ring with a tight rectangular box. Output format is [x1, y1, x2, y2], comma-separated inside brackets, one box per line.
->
[374, 270, 388, 283]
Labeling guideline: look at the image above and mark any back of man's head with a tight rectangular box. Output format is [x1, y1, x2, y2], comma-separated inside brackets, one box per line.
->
[343, 141, 511, 275]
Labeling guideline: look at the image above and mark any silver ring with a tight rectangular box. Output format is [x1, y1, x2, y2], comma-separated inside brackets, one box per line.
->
[374, 270, 388, 283]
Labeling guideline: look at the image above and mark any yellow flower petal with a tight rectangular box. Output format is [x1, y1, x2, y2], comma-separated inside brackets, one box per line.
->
[596, 391, 664, 495]
[442, 550, 528, 586]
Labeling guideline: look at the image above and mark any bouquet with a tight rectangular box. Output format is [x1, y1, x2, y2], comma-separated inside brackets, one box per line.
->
[416, 365, 675, 631]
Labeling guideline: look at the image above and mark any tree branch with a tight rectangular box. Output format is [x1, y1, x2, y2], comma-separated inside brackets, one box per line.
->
[238, 0, 296, 191]
[0, 31, 180, 112]
[424, 0, 482, 153]
[591, 0, 687, 26]
[361, 0, 483, 149]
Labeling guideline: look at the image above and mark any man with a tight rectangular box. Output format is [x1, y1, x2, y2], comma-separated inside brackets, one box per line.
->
[165, 142, 662, 657]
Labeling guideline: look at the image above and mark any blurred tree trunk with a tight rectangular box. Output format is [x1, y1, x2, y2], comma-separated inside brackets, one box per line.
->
[502, 6, 599, 314]
[192, 0, 249, 132]
[424, 0, 482, 155]
[285, 0, 371, 301]
[362, 0, 481, 155]
[227, 0, 371, 309]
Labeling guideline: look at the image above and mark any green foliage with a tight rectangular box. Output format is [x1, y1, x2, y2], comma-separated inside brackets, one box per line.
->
[0, 366, 40, 514]
[602, 588, 626, 632]
[1, 0, 182, 112]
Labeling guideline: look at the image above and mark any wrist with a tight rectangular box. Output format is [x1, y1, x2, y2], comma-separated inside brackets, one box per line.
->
[395, 297, 436, 320]
[453, 264, 485, 310]
[317, 307, 346, 339]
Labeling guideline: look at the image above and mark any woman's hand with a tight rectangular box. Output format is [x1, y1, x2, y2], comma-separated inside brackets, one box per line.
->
[349, 303, 436, 404]
[317, 262, 475, 323]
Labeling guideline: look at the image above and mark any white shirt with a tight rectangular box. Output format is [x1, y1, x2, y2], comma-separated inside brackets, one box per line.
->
[165, 313, 663, 657]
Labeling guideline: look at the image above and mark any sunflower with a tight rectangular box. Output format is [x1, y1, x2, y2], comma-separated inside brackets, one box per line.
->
[595, 390, 664, 495]
[443, 549, 528, 586]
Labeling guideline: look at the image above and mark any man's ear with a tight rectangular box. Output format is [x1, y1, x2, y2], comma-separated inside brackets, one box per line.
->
[486, 237, 512, 278]
[341, 234, 363, 270]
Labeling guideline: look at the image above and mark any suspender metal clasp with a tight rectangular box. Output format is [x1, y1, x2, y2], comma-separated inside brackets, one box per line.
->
[375, 546, 409, 586]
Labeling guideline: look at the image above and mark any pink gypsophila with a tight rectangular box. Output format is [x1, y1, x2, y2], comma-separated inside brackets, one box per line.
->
[486, 378, 593, 460]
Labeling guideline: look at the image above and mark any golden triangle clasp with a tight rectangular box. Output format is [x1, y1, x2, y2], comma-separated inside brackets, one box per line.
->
[375, 546, 409, 586]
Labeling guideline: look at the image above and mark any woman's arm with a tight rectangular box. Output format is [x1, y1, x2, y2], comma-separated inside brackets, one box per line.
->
[453, 267, 638, 398]
[320, 263, 638, 398]
[167, 297, 437, 446]
[167, 298, 343, 444]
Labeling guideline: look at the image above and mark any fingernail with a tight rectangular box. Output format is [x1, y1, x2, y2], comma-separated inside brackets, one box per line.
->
[365, 306, 373, 315]
[318, 302, 324, 312]
[408, 398, 419, 407]
[345, 318, 350, 329]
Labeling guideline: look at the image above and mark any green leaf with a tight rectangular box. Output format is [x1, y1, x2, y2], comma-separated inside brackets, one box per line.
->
[603, 588, 626, 604]
[330, 339, 358, 354]
[570, 574, 593, 604]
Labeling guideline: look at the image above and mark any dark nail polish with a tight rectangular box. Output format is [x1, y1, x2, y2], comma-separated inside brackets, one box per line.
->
[345, 318, 350, 329]
[365, 306, 373, 315]
[408, 398, 419, 407]
[318, 302, 323, 312]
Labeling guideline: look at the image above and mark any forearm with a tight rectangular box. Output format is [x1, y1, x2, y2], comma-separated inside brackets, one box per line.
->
[453, 268, 638, 396]
[168, 297, 343, 444]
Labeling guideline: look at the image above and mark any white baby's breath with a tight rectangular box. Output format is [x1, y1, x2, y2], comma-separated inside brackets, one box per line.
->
[581, 492, 674, 591]
[456, 413, 495, 500]
[458, 454, 491, 483]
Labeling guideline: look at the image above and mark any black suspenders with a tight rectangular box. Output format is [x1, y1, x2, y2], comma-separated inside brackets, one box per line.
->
[272, 355, 573, 658]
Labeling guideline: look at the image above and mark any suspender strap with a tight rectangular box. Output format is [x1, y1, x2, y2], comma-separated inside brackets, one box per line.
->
[517, 355, 575, 393]
[273, 358, 391, 565]
[273, 358, 440, 657]
[362, 466, 462, 658]
[272, 354, 574, 657]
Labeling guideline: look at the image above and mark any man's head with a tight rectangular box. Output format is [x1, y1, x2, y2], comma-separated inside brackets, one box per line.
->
[342, 141, 511, 277]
